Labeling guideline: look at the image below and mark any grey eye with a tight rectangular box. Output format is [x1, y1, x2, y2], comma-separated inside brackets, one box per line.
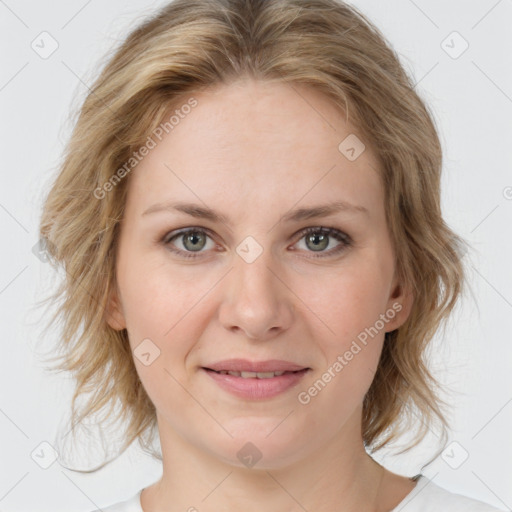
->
[181, 231, 208, 252]
[304, 231, 330, 252]
[166, 229, 215, 254]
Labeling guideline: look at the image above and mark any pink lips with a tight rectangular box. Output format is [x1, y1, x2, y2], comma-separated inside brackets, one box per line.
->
[205, 358, 307, 373]
[202, 359, 310, 400]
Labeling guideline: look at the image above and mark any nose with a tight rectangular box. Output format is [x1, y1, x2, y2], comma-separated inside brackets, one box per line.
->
[217, 246, 294, 341]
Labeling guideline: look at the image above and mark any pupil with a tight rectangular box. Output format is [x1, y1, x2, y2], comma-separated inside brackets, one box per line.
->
[185, 232, 205, 251]
[307, 232, 328, 251]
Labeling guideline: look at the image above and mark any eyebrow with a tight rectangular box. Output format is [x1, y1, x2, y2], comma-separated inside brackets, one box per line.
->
[142, 200, 368, 224]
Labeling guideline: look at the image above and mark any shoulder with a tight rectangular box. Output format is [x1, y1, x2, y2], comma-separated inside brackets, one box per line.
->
[393, 475, 508, 512]
[88, 489, 143, 512]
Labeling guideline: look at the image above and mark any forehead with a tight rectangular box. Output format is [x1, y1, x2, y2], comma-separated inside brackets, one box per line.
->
[126, 78, 383, 219]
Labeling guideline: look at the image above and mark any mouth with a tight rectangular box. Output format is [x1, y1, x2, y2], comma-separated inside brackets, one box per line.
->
[202, 358, 309, 374]
[201, 359, 311, 399]
[203, 368, 309, 379]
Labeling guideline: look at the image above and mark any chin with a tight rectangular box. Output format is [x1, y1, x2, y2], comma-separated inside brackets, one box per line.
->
[204, 418, 315, 471]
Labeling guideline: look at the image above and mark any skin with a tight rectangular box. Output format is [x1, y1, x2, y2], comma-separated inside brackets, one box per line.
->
[107, 77, 417, 512]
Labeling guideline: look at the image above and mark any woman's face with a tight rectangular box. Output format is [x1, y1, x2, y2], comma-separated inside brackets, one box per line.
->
[107, 78, 412, 469]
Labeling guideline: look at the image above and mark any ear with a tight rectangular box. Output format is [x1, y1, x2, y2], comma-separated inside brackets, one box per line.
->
[105, 283, 127, 331]
[384, 276, 414, 333]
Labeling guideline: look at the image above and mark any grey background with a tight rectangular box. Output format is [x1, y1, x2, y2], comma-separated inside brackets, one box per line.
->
[0, 0, 511, 510]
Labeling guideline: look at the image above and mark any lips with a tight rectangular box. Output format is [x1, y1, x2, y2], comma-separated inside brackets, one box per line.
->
[209, 370, 291, 379]
[201, 359, 310, 399]
[203, 358, 309, 373]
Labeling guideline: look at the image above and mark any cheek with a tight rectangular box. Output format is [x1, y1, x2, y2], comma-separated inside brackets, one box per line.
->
[116, 254, 221, 393]
[296, 277, 386, 425]
[298, 258, 391, 349]
[117, 262, 205, 413]
[294, 255, 393, 416]
[117, 251, 203, 341]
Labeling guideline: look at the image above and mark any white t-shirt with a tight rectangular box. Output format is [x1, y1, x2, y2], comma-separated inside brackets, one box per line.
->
[93, 474, 507, 511]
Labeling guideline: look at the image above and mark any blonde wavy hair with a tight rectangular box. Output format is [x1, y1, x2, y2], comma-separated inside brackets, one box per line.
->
[38, 0, 466, 471]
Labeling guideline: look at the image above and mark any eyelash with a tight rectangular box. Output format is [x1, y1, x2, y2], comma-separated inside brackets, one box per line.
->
[161, 226, 352, 260]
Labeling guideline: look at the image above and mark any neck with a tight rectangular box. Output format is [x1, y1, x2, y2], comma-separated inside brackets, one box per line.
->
[143, 408, 387, 512]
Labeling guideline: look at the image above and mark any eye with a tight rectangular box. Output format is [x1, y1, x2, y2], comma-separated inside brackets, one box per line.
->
[163, 228, 217, 258]
[292, 226, 352, 258]
[162, 226, 352, 259]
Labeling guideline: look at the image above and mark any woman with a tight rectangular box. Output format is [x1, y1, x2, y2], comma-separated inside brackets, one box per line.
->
[38, 0, 506, 510]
